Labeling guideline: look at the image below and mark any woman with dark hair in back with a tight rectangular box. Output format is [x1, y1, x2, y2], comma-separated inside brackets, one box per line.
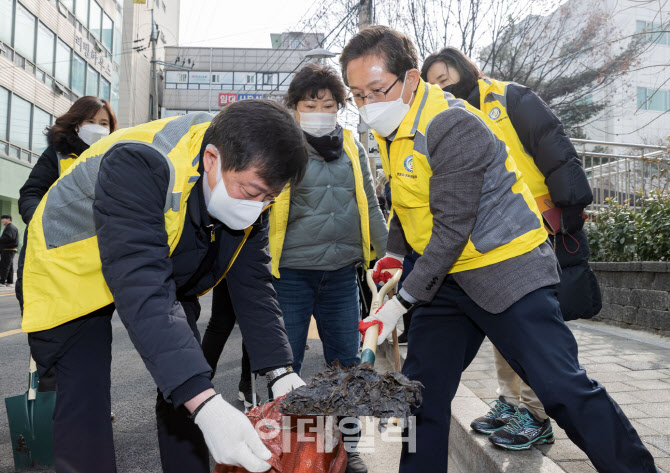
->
[422, 47, 601, 451]
[16, 96, 117, 393]
[18, 96, 117, 224]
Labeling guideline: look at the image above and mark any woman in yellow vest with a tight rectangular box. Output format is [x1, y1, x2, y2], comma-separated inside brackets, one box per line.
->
[269, 64, 388, 473]
[341, 26, 656, 473]
[15, 96, 117, 392]
[422, 48, 602, 450]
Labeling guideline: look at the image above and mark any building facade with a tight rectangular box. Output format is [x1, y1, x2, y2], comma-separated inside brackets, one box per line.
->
[117, 0, 179, 128]
[161, 33, 324, 117]
[0, 0, 122, 242]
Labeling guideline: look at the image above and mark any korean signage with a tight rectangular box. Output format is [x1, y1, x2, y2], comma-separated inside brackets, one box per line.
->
[218, 93, 266, 106]
[74, 32, 113, 79]
[189, 71, 210, 84]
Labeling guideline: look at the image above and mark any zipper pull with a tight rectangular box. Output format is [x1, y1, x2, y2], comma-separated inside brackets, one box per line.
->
[207, 224, 215, 243]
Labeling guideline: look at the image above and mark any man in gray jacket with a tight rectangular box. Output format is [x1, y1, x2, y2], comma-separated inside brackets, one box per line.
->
[342, 26, 658, 473]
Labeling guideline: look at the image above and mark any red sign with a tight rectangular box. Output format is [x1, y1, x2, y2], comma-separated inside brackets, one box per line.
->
[218, 93, 237, 106]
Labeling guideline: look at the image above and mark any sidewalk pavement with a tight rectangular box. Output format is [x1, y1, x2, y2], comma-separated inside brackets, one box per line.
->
[382, 319, 670, 473]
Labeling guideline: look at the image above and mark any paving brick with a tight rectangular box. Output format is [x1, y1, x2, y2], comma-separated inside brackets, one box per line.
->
[555, 460, 597, 473]
[625, 370, 670, 380]
[624, 379, 670, 390]
[630, 390, 670, 403]
[644, 436, 670, 456]
[582, 362, 631, 373]
[610, 391, 643, 405]
[537, 439, 589, 461]
[637, 403, 670, 417]
[617, 361, 669, 371]
[460, 370, 492, 381]
[655, 456, 670, 472]
[636, 418, 668, 435]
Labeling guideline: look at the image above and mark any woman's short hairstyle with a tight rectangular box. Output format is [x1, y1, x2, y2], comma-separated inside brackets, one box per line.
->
[420, 48, 483, 86]
[284, 63, 348, 110]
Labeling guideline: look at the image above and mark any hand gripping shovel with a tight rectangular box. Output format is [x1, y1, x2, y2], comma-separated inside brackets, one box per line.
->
[5, 356, 56, 469]
[360, 268, 402, 369]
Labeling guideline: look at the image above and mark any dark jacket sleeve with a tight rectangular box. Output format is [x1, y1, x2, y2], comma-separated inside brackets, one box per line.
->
[226, 214, 293, 373]
[0, 223, 19, 249]
[400, 107, 493, 302]
[505, 84, 593, 208]
[93, 143, 213, 405]
[18, 146, 61, 224]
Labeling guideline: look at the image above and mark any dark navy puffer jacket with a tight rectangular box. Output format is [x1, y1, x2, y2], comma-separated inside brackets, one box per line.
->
[93, 143, 292, 405]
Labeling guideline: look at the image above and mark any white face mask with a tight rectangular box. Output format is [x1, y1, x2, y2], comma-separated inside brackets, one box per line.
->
[77, 124, 110, 146]
[299, 112, 338, 137]
[203, 145, 270, 230]
[358, 72, 413, 137]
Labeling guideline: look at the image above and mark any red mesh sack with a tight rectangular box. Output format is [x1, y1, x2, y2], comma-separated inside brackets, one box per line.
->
[214, 395, 347, 473]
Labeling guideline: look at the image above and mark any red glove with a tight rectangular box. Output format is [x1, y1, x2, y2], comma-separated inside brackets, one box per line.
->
[358, 319, 384, 341]
[372, 255, 404, 284]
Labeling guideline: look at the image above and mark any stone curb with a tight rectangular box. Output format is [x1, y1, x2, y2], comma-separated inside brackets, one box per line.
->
[379, 340, 565, 473]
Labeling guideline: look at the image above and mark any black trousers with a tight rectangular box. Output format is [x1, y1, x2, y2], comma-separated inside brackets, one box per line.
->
[28, 302, 210, 473]
[0, 249, 14, 283]
[399, 276, 657, 473]
[201, 280, 251, 383]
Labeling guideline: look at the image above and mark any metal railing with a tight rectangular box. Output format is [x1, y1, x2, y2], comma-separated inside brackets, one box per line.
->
[571, 138, 670, 210]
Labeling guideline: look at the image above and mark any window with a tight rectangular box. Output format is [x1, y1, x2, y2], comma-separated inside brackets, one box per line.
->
[15, 3, 36, 62]
[10, 94, 32, 149]
[37, 23, 56, 75]
[0, 86, 8, 141]
[89, 1, 101, 39]
[75, 0, 88, 27]
[86, 65, 99, 96]
[102, 13, 113, 51]
[637, 87, 670, 111]
[62, 0, 74, 11]
[165, 70, 188, 83]
[72, 53, 86, 95]
[0, 0, 13, 45]
[32, 106, 51, 153]
[234, 72, 255, 90]
[636, 20, 670, 46]
[100, 77, 110, 100]
[55, 39, 71, 86]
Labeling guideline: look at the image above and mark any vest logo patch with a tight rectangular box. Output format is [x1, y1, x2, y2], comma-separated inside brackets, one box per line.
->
[489, 107, 501, 120]
[404, 155, 414, 173]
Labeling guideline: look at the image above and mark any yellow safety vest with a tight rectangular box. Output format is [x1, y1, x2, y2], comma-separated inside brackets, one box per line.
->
[374, 80, 547, 273]
[22, 112, 250, 333]
[478, 78, 552, 212]
[56, 152, 78, 176]
[268, 129, 372, 278]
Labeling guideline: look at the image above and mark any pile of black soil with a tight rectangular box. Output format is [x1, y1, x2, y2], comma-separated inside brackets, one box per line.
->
[280, 362, 423, 420]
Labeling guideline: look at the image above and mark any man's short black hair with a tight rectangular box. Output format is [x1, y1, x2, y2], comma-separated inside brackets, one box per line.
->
[1, 214, 10, 221]
[204, 99, 308, 191]
[340, 25, 419, 86]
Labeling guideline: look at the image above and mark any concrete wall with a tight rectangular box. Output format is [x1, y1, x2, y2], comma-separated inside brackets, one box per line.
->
[591, 262, 670, 336]
[0, 156, 32, 249]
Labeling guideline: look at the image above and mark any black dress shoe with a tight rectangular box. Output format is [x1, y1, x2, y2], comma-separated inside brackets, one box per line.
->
[346, 451, 368, 473]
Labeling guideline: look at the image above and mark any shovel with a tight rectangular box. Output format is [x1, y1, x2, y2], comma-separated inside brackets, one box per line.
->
[5, 356, 56, 469]
[361, 268, 402, 369]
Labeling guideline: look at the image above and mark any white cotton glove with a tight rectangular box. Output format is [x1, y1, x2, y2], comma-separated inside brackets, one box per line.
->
[193, 394, 272, 472]
[364, 296, 408, 345]
[270, 372, 306, 399]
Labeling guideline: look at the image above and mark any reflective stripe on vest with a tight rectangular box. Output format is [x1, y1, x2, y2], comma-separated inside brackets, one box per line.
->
[478, 78, 552, 210]
[22, 113, 249, 333]
[268, 129, 371, 278]
[374, 80, 547, 274]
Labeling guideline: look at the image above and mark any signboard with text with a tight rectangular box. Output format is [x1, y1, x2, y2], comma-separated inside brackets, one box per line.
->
[74, 32, 113, 79]
[237, 94, 264, 100]
[218, 93, 237, 106]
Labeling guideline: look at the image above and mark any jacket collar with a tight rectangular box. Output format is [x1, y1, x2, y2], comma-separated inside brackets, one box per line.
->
[392, 78, 431, 140]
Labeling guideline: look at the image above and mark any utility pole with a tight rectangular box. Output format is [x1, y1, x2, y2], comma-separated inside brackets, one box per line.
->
[357, 0, 376, 181]
[150, 7, 159, 120]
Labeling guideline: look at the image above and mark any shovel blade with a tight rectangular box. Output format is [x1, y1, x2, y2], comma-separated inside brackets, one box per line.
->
[5, 391, 57, 469]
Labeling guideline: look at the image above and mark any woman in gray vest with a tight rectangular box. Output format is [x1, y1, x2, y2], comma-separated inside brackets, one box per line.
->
[269, 63, 388, 473]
